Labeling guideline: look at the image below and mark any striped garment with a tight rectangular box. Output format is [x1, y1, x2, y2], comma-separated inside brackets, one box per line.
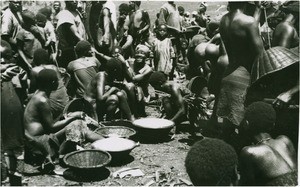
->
[216, 66, 250, 126]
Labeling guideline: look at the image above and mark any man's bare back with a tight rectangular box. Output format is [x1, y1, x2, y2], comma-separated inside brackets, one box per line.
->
[240, 135, 297, 185]
[220, 9, 263, 72]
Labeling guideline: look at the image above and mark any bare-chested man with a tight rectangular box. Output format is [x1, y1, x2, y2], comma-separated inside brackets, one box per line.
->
[239, 102, 297, 186]
[24, 69, 83, 138]
[123, 1, 151, 48]
[272, 1, 299, 49]
[216, 2, 264, 142]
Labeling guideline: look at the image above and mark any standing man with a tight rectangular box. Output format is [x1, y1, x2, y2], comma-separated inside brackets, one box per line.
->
[56, 0, 86, 69]
[216, 2, 264, 142]
[158, 1, 181, 30]
[123, 1, 151, 48]
[1, 0, 23, 51]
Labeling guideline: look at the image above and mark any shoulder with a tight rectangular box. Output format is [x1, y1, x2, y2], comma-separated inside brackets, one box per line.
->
[276, 135, 293, 146]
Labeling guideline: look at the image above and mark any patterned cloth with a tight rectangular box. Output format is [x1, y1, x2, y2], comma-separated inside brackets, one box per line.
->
[216, 66, 250, 126]
[265, 171, 298, 186]
[65, 120, 88, 144]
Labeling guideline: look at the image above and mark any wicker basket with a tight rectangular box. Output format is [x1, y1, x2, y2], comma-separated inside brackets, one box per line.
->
[63, 150, 111, 171]
[94, 126, 136, 138]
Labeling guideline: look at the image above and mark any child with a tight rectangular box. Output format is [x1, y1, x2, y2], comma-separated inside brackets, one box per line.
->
[152, 24, 175, 79]
[37, 8, 57, 55]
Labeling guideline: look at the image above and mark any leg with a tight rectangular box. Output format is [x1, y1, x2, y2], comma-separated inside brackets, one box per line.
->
[162, 97, 175, 119]
[116, 91, 135, 121]
[123, 82, 138, 117]
[105, 94, 119, 121]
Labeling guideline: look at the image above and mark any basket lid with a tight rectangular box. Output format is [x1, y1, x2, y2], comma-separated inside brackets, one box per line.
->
[91, 137, 137, 152]
[133, 118, 174, 129]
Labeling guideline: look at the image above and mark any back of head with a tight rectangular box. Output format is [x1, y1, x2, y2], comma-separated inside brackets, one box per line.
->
[119, 3, 130, 14]
[228, 2, 247, 11]
[0, 40, 13, 60]
[75, 40, 92, 58]
[148, 71, 167, 88]
[244, 101, 276, 135]
[33, 48, 50, 66]
[22, 10, 36, 26]
[105, 58, 124, 81]
[38, 7, 52, 20]
[185, 138, 238, 186]
[37, 69, 58, 91]
[280, 1, 299, 17]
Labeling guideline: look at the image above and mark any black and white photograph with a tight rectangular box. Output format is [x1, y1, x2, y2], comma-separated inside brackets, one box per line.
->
[1, 0, 299, 186]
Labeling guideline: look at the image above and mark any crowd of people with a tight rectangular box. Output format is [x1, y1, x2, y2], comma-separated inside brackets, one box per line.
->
[1, 0, 299, 186]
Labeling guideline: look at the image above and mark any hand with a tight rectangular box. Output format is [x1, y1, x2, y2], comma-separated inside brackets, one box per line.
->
[66, 111, 86, 119]
[273, 91, 292, 109]
[1, 65, 20, 82]
[102, 34, 110, 45]
[0, 63, 15, 73]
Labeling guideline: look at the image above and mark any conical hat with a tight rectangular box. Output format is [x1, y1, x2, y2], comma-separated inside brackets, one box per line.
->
[251, 46, 299, 85]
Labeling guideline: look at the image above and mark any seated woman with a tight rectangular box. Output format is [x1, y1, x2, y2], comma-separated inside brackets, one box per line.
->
[239, 101, 297, 186]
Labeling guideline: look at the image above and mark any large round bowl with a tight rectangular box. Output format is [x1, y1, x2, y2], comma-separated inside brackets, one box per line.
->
[132, 118, 175, 140]
[63, 149, 111, 172]
[94, 126, 136, 138]
[133, 118, 175, 129]
[91, 137, 138, 161]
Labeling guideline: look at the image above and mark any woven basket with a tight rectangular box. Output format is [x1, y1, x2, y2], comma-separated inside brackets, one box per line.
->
[94, 126, 136, 138]
[63, 150, 111, 170]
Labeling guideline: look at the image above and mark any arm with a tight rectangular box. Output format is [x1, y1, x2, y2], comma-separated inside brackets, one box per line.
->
[96, 72, 119, 101]
[121, 35, 133, 50]
[273, 25, 295, 48]
[246, 18, 264, 59]
[138, 11, 150, 34]
[123, 15, 131, 31]
[69, 24, 84, 42]
[39, 98, 82, 133]
[158, 8, 168, 25]
[92, 48, 112, 61]
[133, 66, 153, 82]
[16, 38, 32, 69]
[239, 147, 256, 185]
[273, 80, 299, 107]
[102, 8, 111, 43]
[170, 85, 186, 123]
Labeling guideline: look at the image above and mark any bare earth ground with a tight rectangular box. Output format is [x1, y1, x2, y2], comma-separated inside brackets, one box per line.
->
[1, 1, 227, 186]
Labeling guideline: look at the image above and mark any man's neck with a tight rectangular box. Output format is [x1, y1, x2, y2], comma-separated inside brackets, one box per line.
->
[253, 133, 272, 145]
[284, 14, 295, 25]
[37, 89, 50, 98]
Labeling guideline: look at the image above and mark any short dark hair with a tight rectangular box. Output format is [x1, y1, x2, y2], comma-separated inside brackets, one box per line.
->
[244, 101, 276, 135]
[33, 48, 50, 66]
[37, 69, 58, 91]
[148, 71, 168, 87]
[185, 138, 238, 186]
[22, 10, 36, 26]
[75, 40, 92, 57]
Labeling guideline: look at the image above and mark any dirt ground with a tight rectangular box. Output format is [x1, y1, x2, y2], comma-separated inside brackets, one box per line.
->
[8, 105, 200, 186]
